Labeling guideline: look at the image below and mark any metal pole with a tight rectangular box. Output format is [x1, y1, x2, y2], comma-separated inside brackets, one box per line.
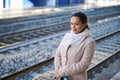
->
[56, 0, 58, 6]
[70, 0, 72, 5]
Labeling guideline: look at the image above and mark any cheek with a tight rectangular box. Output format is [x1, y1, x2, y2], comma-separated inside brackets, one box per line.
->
[76, 25, 82, 30]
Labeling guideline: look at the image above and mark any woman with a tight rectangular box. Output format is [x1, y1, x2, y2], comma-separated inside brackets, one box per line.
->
[54, 12, 95, 80]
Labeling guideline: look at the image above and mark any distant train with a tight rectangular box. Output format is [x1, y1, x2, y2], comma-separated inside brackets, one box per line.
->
[29, 0, 84, 6]
[2, 0, 85, 8]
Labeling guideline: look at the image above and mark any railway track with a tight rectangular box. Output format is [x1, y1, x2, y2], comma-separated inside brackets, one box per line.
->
[0, 17, 120, 80]
[0, 14, 119, 53]
[0, 22, 69, 50]
[0, 6, 120, 52]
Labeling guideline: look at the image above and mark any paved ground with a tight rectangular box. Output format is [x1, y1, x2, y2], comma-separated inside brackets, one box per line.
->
[94, 58, 120, 80]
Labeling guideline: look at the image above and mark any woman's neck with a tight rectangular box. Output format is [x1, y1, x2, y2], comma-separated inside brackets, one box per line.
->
[78, 28, 86, 33]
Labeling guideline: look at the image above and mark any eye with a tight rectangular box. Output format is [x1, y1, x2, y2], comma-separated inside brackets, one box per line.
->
[75, 23, 79, 25]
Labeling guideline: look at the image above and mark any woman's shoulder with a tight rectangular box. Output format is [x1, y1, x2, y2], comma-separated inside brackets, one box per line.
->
[85, 36, 96, 45]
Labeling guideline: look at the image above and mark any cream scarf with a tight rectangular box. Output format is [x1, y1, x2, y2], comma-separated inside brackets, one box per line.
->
[59, 29, 91, 46]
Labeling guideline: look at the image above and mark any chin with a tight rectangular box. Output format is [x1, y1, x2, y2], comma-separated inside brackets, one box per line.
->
[72, 31, 78, 34]
[74, 32, 78, 34]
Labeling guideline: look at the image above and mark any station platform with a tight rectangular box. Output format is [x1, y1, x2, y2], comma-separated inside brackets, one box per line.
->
[0, 3, 120, 19]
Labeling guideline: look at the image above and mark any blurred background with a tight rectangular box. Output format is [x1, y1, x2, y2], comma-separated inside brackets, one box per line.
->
[0, 0, 120, 9]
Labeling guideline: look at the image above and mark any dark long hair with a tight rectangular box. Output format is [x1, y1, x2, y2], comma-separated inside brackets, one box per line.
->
[71, 12, 89, 29]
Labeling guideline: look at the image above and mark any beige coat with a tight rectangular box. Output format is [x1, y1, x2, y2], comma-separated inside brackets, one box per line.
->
[54, 35, 95, 80]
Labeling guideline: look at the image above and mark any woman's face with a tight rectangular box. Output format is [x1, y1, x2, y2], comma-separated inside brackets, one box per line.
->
[70, 16, 86, 34]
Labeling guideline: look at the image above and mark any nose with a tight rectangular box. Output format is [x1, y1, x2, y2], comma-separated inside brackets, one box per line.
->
[72, 24, 75, 28]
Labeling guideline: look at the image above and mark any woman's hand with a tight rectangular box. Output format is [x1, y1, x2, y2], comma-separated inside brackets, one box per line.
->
[57, 77, 61, 80]
[55, 70, 61, 80]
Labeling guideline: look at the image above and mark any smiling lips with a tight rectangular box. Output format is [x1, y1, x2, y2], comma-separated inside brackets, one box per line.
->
[72, 29, 77, 32]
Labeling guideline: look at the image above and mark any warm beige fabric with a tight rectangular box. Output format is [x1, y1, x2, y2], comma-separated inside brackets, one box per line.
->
[54, 34, 95, 80]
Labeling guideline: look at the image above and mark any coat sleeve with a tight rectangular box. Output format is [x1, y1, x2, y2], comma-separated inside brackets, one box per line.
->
[54, 34, 67, 72]
[54, 47, 62, 72]
[59, 41, 95, 76]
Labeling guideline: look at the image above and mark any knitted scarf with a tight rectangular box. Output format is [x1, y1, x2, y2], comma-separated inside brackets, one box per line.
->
[59, 29, 91, 46]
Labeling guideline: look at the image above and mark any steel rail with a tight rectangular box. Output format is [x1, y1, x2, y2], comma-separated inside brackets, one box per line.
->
[0, 22, 69, 38]
[87, 49, 120, 78]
